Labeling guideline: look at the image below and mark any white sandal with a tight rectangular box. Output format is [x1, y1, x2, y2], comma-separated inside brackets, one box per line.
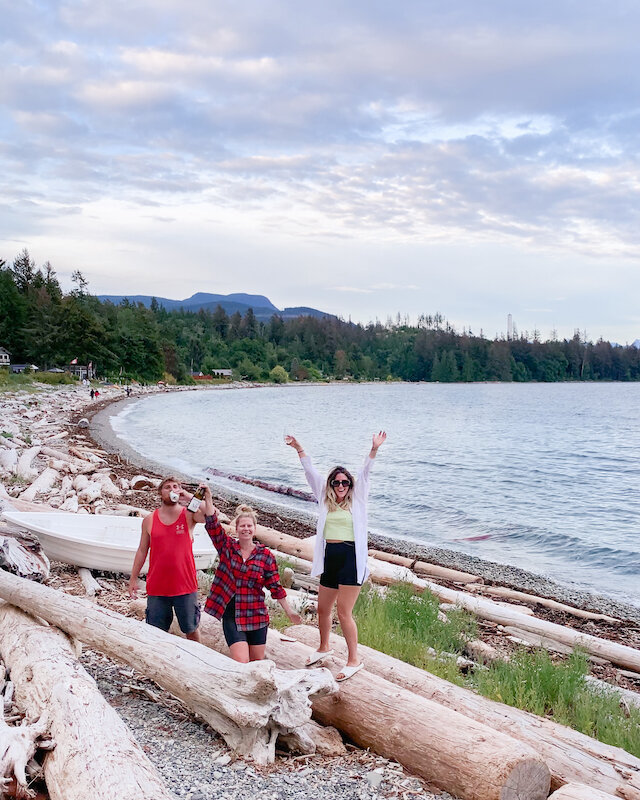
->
[336, 663, 364, 682]
[305, 649, 334, 666]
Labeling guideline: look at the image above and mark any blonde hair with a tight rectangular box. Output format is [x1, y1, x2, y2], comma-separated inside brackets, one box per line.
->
[233, 504, 258, 530]
[325, 466, 355, 513]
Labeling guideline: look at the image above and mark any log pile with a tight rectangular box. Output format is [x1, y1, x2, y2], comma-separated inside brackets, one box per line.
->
[0, 602, 174, 800]
[130, 600, 552, 800]
[0, 569, 337, 765]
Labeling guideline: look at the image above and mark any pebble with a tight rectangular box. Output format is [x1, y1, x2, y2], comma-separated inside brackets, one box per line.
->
[80, 649, 445, 800]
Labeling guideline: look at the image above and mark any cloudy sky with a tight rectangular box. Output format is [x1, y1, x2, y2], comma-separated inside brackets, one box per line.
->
[2, 1, 640, 341]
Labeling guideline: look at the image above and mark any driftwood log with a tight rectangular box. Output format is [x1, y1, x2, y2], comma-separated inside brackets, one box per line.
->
[0, 570, 336, 764]
[468, 584, 620, 624]
[77, 568, 102, 596]
[547, 786, 620, 800]
[0, 602, 173, 800]
[128, 599, 344, 757]
[0, 534, 50, 581]
[287, 625, 640, 799]
[368, 549, 482, 584]
[135, 602, 551, 800]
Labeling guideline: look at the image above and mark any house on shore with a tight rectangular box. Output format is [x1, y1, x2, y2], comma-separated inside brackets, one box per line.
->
[11, 363, 39, 374]
[0, 348, 10, 368]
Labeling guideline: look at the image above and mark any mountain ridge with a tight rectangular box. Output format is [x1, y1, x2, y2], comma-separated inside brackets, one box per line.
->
[97, 292, 334, 321]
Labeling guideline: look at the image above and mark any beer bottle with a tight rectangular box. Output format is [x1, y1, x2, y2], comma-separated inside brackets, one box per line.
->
[187, 485, 206, 512]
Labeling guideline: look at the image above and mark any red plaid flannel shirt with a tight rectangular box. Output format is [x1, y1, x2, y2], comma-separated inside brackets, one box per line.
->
[204, 514, 286, 630]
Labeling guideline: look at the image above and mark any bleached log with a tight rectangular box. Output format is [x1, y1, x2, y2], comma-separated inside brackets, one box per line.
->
[252, 525, 315, 561]
[69, 446, 105, 464]
[128, 599, 344, 757]
[287, 625, 640, 799]
[77, 480, 102, 503]
[0, 602, 173, 800]
[0, 535, 50, 580]
[264, 587, 316, 615]
[40, 446, 93, 472]
[113, 504, 151, 517]
[503, 627, 609, 664]
[0, 450, 17, 474]
[59, 494, 79, 513]
[129, 475, 155, 490]
[78, 568, 102, 597]
[548, 786, 620, 800]
[0, 571, 337, 765]
[59, 475, 73, 495]
[18, 468, 59, 502]
[584, 675, 640, 711]
[468, 585, 620, 624]
[72, 474, 89, 492]
[16, 447, 41, 480]
[369, 549, 483, 584]
[269, 549, 313, 574]
[42, 431, 68, 443]
[94, 474, 121, 498]
[464, 639, 502, 664]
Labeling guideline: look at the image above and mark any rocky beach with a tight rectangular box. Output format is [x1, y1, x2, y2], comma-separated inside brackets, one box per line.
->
[1, 382, 640, 800]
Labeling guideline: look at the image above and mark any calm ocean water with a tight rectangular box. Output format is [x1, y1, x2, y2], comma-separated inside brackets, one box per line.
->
[112, 383, 640, 607]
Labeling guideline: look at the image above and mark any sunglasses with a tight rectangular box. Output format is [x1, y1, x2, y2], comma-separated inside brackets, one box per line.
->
[331, 479, 351, 488]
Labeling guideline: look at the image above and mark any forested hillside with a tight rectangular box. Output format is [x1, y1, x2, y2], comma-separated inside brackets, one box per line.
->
[2, 249, 640, 384]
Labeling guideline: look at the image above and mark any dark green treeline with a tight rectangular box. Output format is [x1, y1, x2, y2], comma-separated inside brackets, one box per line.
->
[2, 249, 640, 383]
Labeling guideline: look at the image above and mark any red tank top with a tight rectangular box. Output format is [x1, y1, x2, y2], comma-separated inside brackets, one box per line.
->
[146, 507, 198, 596]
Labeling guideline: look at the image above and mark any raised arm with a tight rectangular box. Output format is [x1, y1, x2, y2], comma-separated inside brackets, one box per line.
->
[355, 431, 387, 502]
[285, 434, 325, 501]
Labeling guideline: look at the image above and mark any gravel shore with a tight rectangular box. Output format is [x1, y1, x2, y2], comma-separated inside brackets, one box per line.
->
[90, 393, 640, 625]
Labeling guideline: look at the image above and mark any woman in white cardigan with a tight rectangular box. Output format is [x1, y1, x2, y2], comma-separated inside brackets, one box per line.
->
[285, 431, 386, 681]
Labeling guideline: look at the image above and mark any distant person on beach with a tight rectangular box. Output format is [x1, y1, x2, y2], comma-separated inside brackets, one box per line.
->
[128, 477, 208, 642]
[90, 389, 95, 399]
[203, 497, 302, 662]
[285, 431, 387, 681]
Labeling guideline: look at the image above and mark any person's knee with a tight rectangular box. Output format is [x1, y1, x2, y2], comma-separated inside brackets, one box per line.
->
[336, 604, 354, 624]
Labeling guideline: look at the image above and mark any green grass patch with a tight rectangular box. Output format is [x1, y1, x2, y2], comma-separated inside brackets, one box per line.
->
[35, 372, 77, 385]
[349, 582, 640, 757]
[351, 582, 477, 683]
[472, 647, 640, 757]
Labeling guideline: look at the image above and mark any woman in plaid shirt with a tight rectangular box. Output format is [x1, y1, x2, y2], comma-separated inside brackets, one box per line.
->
[201, 487, 302, 663]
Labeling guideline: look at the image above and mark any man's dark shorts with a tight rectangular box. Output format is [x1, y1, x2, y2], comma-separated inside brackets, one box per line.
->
[320, 541, 361, 589]
[146, 592, 200, 634]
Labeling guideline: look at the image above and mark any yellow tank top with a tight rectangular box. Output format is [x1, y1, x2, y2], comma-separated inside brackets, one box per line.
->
[323, 509, 355, 542]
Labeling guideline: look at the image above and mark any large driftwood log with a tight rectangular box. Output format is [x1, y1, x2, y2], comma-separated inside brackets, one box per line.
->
[251, 528, 640, 672]
[287, 625, 640, 799]
[77, 568, 102, 596]
[0, 602, 173, 800]
[0, 570, 336, 764]
[369, 549, 483, 584]
[131, 602, 550, 800]
[128, 599, 344, 757]
[468, 584, 620, 624]
[19, 468, 59, 502]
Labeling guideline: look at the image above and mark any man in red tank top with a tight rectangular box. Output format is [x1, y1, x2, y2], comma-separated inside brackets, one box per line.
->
[128, 476, 209, 642]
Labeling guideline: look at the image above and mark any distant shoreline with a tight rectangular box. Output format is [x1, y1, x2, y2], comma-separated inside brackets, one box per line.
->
[89, 387, 640, 624]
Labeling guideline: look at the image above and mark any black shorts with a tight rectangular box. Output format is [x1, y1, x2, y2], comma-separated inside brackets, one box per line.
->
[146, 592, 200, 634]
[221, 597, 268, 647]
[320, 541, 361, 589]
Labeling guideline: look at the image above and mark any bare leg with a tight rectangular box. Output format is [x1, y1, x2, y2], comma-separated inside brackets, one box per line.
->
[186, 628, 201, 642]
[228, 642, 250, 663]
[317, 585, 339, 651]
[335, 584, 362, 678]
[248, 644, 266, 661]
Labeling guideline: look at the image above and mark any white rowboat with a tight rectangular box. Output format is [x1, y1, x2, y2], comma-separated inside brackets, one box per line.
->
[1, 511, 217, 575]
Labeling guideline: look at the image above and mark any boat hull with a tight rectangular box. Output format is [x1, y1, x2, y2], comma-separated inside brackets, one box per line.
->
[1, 511, 217, 575]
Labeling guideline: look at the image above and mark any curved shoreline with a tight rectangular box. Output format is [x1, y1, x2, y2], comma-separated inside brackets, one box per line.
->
[90, 392, 640, 624]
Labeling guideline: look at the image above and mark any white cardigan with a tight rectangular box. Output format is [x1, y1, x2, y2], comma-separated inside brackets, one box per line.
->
[300, 453, 374, 584]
